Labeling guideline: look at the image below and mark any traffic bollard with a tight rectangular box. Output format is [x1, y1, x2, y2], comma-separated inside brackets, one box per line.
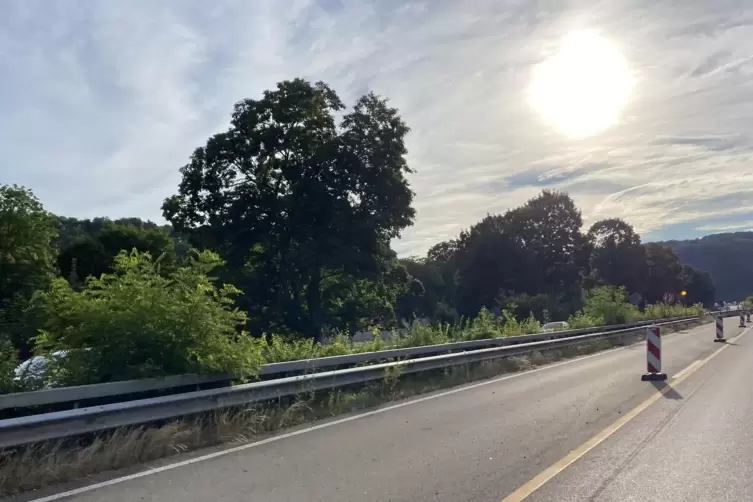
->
[715, 315, 725, 343]
[641, 325, 667, 381]
[740, 313, 746, 328]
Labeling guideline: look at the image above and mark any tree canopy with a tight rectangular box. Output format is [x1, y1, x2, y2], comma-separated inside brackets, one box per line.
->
[418, 192, 716, 322]
[162, 79, 415, 340]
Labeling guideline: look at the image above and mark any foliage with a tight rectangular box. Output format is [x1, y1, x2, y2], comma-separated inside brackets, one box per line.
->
[505, 190, 588, 294]
[232, 296, 699, 368]
[34, 250, 262, 386]
[567, 311, 605, 329]
[163, 79, 415, 340]
[580, 286, 640, 325]
[57, 218, 177, 286]
[587, 218, 647, 295]
[641, 301, 703, 320]
[0, 184, 58, 359]
[0, 338, 19, 393]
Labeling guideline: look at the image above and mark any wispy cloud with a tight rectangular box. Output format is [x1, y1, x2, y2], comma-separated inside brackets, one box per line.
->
[695, 221, 753, 232]
[2, 0, 753, 255]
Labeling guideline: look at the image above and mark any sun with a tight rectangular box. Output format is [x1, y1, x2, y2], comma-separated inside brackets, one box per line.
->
[527, 30, 634, 139]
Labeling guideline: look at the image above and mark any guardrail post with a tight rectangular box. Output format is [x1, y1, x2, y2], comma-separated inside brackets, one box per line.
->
[715, 315, 725, 343]
[641, 325, 667, 381]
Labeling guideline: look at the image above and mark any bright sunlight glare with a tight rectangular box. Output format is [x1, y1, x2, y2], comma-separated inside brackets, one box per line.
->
[527, 30, 634, 139]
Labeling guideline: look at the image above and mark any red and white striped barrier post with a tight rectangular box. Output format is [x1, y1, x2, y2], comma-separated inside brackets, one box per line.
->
[641, 325, 667, 381]
[715, 315, 725, 343]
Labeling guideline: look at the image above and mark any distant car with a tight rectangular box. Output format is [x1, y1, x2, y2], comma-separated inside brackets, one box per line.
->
[541, 321, 569, 332]
[13, 350, 69, 388]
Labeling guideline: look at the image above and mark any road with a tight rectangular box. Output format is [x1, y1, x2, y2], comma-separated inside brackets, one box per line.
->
[13, 316, 751, 502]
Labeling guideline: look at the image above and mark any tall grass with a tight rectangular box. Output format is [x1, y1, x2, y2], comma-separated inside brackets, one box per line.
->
[250, 300, 703, 365]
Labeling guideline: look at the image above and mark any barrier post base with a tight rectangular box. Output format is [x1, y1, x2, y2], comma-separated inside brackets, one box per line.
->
[714, 337, 726, 343]
[641, 372, 668, 381]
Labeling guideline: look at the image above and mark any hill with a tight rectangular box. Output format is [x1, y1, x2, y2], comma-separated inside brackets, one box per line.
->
[660, 232, 753, 302]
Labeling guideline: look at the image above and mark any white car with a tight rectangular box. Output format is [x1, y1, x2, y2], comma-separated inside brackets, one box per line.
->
[541, 321, 569, 332]
[13, 350, 68, 388]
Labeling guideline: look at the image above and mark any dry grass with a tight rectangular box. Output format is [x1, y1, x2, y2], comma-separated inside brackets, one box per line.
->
[0, 318, 705, 497]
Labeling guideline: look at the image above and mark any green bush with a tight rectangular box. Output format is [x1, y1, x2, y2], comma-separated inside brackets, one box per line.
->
[567, 311, 604, 328]
[581, 286, 640, 325]
[35, 250, 263, 386]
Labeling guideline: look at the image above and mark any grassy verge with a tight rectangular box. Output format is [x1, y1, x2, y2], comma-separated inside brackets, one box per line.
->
[261, 302, 704, 363]
[0, 317, 706, 496]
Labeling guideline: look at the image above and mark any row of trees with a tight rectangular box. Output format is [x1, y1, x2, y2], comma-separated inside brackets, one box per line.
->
[400, 193, 715, 324]
[0, 78, 716, 389]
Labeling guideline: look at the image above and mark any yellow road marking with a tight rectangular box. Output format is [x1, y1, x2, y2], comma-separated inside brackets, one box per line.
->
[672, 359, 702, 381]
[501, 324, 752, 502]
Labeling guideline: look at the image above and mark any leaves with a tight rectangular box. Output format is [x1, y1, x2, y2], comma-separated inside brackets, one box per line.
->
[56, 218, 178, 285]
[587, 218, 647, 294]
[162, 79, 415, 339]
[34, 250, 262, 386]
[0, 185, 58, 359]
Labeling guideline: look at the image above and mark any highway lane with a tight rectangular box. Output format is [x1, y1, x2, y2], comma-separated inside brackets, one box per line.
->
[529, 316, 753, 501]
[13, 316, 743, 502]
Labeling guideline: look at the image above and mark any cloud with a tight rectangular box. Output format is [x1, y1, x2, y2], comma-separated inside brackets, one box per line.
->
[2, 0, 753, 256]
[695, 221, 753, 232]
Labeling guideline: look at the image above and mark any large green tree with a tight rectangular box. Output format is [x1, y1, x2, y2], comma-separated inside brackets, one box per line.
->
[643, 243, 684, 304]
[421, 192, 588, 321]
[505, 190, 588, 296]
[453, 214, 532, 316]
[0, 185, 57, 358]
[587, 218, 647, 295]
[163, 79, 415, 339]
[396, 257, 458, 323]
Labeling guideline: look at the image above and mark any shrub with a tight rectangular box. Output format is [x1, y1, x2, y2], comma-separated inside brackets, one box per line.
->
[35, 250, 262, 386]
[581, 286, 640, 325]
[567, 311, 604, 328]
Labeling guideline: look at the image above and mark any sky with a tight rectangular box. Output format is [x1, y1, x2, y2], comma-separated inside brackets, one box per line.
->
[2, 0, 753, 256]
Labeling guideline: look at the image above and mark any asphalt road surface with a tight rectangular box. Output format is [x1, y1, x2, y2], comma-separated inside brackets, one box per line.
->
[14, 316, 751, 502]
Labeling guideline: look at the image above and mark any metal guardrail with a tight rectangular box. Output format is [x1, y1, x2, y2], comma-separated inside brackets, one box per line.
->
[0, 316, 700, 411]
[0, 316, 706, 448]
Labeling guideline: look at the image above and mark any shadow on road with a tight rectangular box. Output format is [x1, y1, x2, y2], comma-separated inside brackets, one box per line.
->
[650, 381, 683, 400]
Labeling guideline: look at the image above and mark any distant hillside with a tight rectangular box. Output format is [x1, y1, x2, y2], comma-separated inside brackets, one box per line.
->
[660, 232, 753, 302]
